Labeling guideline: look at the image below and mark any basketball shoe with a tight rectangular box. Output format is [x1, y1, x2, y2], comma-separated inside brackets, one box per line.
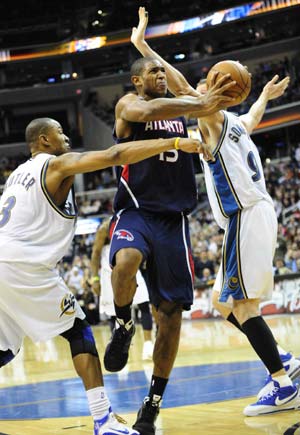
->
[132, 396, 160, 435]
[94, 410, 140, 435]
[244, 380, 300, 417]
[257, 353, 300, 399]
[104, 320, 135, 372]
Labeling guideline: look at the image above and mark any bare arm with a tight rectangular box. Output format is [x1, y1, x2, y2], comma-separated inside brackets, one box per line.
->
[131, 7, 197, 97]
[90, 219, 110, 296]
[239, 75, 290, 134]
[117, 84, 233, 123]
[130, 7, 235, 115]
[45, 136, 207, 197]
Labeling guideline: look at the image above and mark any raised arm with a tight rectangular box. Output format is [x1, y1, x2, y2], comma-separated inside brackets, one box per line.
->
[90, 219, 110, 296]
[131, 7, 197, 97]
[130, 7, 235, 115]
[239, 75, 290, 134]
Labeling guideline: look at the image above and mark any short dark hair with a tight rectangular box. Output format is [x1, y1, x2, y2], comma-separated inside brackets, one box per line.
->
[25, 117, 55, 145]
[130, 56, 156, 76]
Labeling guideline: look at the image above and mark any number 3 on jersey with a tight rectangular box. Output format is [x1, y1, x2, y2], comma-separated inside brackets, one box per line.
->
[0, 196, 16, 227]
[247, 151, 261, 182]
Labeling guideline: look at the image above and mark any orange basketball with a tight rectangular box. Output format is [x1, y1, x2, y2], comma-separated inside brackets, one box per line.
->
[206, 60, 251, 107]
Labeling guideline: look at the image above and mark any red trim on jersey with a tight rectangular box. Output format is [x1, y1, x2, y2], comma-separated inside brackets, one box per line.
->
[109, 221, 116, 239]
[188, 249, 195, 281]
[121, 165, 129, 182]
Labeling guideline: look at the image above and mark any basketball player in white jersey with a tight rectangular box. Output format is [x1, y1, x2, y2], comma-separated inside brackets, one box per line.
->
[91, 219, 154, 361]
[0, 117, 206, 435]
[132, 7, 300, 417]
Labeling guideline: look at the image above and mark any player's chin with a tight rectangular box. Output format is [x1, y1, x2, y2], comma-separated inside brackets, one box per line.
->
[155, 88, 167, 97]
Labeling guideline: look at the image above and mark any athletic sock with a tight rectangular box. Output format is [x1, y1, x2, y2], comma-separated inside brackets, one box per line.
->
[273, 374, 293, 387]
[148, 375, 168, 404]
[242, 316, 283, 375]
[114, 301, 133, 328]
[86, 386, 111, 420]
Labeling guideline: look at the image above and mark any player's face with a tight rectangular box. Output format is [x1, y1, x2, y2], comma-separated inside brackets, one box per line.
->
[196, 81, 207, 95]
[141, 60, 167, 98]
[46, 121, 71, 156]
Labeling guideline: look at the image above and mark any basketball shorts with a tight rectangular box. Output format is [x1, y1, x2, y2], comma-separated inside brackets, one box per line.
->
[214, 200, 277, 304]
[109, 209, 194, 310]
[0, 262, 85, 355]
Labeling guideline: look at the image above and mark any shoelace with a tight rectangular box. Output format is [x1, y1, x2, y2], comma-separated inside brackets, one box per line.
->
[259, 386, 279, 402]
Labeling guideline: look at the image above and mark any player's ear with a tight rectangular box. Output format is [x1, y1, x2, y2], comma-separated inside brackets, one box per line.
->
[39, 134, 51, 148]
[131, 75, 142, 87]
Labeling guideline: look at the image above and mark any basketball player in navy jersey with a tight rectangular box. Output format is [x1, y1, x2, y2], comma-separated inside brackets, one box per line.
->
[131, 7, 300, 420]
[102, 16, 236, 435]
[0, 117, 205, 435]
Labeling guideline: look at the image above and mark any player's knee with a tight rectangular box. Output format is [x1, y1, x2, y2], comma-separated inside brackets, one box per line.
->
[61, 318, 98, 358]
[158, 300, 182, 317]
[0, 349, 15, 368]
[114, 248, 142, 278]
[232, 299, 260, 325]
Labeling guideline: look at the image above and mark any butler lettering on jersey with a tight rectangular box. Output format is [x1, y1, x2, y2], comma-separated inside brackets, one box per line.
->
[5, 172, 35, 191]
[145, 120, 185, 134]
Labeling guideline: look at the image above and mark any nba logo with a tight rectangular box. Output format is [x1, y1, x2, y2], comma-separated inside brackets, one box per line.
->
[114, 229, 134, 241]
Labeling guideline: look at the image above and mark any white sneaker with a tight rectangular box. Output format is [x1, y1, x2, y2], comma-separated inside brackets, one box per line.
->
[94, 411, 140, 435]
[257, 354, 300, 399]
[142, 340, 154, 361]
[244, 381, 300, 417]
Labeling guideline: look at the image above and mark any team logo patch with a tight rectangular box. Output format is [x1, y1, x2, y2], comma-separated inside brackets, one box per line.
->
[228, 276, 239, 290]
[114, 229, 134, 241]
[60, 293, 76, 317]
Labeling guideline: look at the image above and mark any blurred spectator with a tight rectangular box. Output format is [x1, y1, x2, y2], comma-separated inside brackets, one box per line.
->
[274, 258, 293, 275]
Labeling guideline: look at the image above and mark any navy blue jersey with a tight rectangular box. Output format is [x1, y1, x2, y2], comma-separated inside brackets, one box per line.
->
[113, 116, 197, 215]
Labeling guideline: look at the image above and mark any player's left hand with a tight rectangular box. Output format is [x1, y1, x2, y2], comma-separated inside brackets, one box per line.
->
[131, 6, 148, 47]
[263, 75, 290, 100]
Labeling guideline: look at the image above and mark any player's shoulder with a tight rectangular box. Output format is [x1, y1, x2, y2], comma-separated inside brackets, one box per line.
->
[115, 92, 139, 116]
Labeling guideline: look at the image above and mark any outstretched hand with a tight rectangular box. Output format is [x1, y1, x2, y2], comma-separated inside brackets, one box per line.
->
[262, 75, 290, 101]
[200, 72, 236, 114]
[131, 6, 148, 47]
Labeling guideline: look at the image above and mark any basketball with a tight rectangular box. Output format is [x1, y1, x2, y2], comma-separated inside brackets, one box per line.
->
[206, 60, 251, 107]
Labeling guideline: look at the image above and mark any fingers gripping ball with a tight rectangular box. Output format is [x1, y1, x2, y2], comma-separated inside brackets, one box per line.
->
[206, 60, 251, 107]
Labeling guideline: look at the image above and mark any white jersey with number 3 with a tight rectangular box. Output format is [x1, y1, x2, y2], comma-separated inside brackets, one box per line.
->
[202, 111, 273, 226]
[0, 153, 77, 268]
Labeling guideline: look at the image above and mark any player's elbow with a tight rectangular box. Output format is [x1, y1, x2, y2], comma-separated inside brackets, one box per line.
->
[106, 146, 131, 166]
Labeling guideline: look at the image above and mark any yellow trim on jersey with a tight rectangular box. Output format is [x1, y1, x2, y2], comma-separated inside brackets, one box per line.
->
[236, 211, 248, 298]
[40, 159, 77, 220]
[218, 153, 243, 210]
[212, 112, 228, 156]
[219, 229, 228, 300]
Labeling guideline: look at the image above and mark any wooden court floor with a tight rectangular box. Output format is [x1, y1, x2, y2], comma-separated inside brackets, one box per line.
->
[1, 314, 300, 435]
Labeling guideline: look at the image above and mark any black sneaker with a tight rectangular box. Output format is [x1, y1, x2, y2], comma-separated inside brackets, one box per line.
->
[132, 397, 160, 435]
[104, 322, 135, 372]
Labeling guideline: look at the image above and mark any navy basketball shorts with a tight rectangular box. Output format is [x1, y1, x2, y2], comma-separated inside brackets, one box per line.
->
[109, 209, 194, 310]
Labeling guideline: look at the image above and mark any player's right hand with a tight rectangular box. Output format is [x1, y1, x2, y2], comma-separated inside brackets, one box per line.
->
[177, 138, 213, 161]
[200, 72, 236, 113]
